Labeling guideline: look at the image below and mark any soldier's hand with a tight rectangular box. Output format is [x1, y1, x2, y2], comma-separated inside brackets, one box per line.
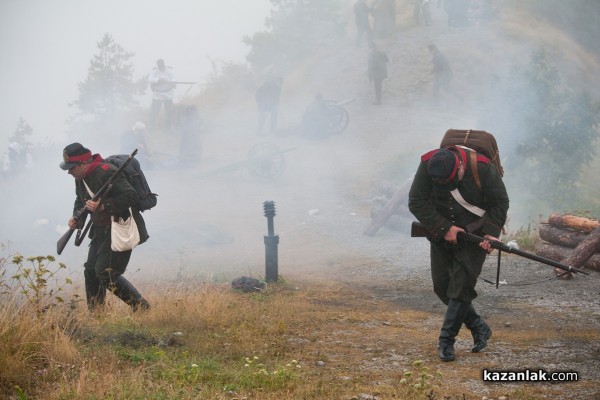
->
[85, 199, 104, 213]
[68, 217, 78, 230]
[444, 225, 464, 244]
[480, 234, 499, 254]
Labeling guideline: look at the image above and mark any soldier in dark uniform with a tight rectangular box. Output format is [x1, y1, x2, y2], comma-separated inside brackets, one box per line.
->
[255, 74, 283, 135]
[428, 43, 462, 102]
[354, 0, 373, 47]
[60, 143, 150, 312]
[368, 42, 389, 105]
[408, 145, 509, 361]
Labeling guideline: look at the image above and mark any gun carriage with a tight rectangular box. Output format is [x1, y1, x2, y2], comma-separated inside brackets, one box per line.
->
[196, 142, 295, 181]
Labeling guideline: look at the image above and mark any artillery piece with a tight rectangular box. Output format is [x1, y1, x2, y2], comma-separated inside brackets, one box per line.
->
[197, 142, 295, 181]
[300, 97, 352, 139]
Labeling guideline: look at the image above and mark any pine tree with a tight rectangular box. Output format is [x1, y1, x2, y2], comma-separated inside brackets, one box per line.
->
[243, 0, 344, 73]
[9, 118, 34, 147]
[70, 33, 145, 123]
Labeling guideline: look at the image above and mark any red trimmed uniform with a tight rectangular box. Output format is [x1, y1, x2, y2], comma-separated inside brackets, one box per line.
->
[72, 154, 149, 310]
[408, 145, 509, 360]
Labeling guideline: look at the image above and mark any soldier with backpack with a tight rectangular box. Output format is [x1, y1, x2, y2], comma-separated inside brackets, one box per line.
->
[60, 143, 151, 312]
[408, 131, 509, 362]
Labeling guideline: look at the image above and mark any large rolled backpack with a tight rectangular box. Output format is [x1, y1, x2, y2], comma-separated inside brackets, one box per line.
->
[440, 129, 504, 189]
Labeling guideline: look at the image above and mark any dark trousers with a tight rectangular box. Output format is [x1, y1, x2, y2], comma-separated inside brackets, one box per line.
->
[257, 107, 278, 135]
[373, 78, 384, 104]
[84, 225, 132, 309]
[430, 239, 487, 304]
[149, 99, 174, 129]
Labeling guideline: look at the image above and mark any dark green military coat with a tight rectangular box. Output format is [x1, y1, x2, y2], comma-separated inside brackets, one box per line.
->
[408, 148, 509, 303]
[408, 149, 508, 239]
[72, 155, 149, 244]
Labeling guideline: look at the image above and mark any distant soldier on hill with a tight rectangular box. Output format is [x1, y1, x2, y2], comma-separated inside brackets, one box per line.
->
[368, 42, 389, 105]
[354, 0, 373, 47]
[148, 59, 176, 130]
[428, 43, 462, 103]
[372, 0, 396, 38]
[255, 73, 283, 136]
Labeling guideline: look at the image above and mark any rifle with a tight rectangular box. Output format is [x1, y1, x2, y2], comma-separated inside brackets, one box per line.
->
[411, 221, 588, 287]
[56, 149, 138, 255]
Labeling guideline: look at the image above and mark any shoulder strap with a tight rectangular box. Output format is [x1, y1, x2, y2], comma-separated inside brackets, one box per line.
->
[82, 179, 95, 197]
[469, 151, 481, 189]
[450, 189, 486, 217]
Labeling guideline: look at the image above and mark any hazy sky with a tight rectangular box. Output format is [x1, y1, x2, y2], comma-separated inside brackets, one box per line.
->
[0, 0, 272, 146]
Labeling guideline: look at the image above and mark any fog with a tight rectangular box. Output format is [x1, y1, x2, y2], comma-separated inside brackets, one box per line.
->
[1, 1, 599, 287]
[0, 0, 271, 145]
[0, 0, 271, 276]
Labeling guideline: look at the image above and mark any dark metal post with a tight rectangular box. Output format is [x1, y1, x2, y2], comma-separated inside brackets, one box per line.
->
[263, 201, 279, 282]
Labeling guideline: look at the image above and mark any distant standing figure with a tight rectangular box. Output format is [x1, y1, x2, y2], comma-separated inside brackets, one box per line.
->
[121, 121, 153, 169]
[421, 0, 432, 25]
[354, 0, 373, 47]
[255, 74, 283, 135]
[428, 44, 462, 102]
[413, 0, 422, 25]
[148, 59, 175, 130]
[368, 43, 389, 105]
[178, 105, 203, 166]
[372, 0, 396, 38]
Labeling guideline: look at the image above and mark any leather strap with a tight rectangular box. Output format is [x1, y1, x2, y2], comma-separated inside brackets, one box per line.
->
[469, 150, 481, 189]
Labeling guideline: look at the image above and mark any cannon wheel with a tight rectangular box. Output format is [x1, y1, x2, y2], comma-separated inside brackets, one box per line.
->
[324, 101, 350, 136]
[246, 143, 286, 180]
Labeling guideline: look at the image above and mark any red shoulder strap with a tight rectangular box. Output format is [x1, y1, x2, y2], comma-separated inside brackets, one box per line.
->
[476, 154, 490, 164]
[420, 149, 438, 162]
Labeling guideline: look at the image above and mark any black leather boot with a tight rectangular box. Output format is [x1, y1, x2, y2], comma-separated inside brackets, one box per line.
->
[464, 304, 492, 353]
[111, 275, 150, 311]
[84, 270, 106, 311]
[438, 298, 469, 362]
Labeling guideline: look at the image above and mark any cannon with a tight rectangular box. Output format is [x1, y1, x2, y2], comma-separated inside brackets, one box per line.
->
[197, 142, 295, 181]
[300, 98, 352, 139]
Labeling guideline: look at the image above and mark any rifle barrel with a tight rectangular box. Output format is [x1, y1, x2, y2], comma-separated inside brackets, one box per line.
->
[462, 232, 589, 275]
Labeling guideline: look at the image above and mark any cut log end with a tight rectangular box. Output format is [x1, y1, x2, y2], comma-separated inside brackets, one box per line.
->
[554, 267, 573, 280]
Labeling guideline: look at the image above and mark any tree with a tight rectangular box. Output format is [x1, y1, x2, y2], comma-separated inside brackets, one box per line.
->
[478, 48, 600, 211]
[243, 0, 345, 73]
[69, 33, 145, 128]
[9, 118, 34, 147]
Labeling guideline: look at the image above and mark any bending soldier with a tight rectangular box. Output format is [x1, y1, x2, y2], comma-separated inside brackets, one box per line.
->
[60, 143, 150, 312]
[408, 145, 509, 361]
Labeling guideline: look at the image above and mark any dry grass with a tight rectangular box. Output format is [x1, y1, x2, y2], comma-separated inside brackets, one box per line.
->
[2, 275, 599, 400]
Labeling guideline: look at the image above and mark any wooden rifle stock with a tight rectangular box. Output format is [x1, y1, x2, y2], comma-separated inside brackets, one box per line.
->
[56, 149, 138, 255]
[410, 221, 588, 275]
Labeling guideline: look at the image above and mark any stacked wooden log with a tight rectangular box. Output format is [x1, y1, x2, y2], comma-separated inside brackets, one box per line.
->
[535, 213, 600, 279]
[364, 177, 413, 236]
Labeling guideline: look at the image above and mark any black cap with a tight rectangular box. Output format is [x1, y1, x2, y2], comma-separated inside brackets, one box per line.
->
[60, 142, 92, 170]
[427, 148, 459, 191]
